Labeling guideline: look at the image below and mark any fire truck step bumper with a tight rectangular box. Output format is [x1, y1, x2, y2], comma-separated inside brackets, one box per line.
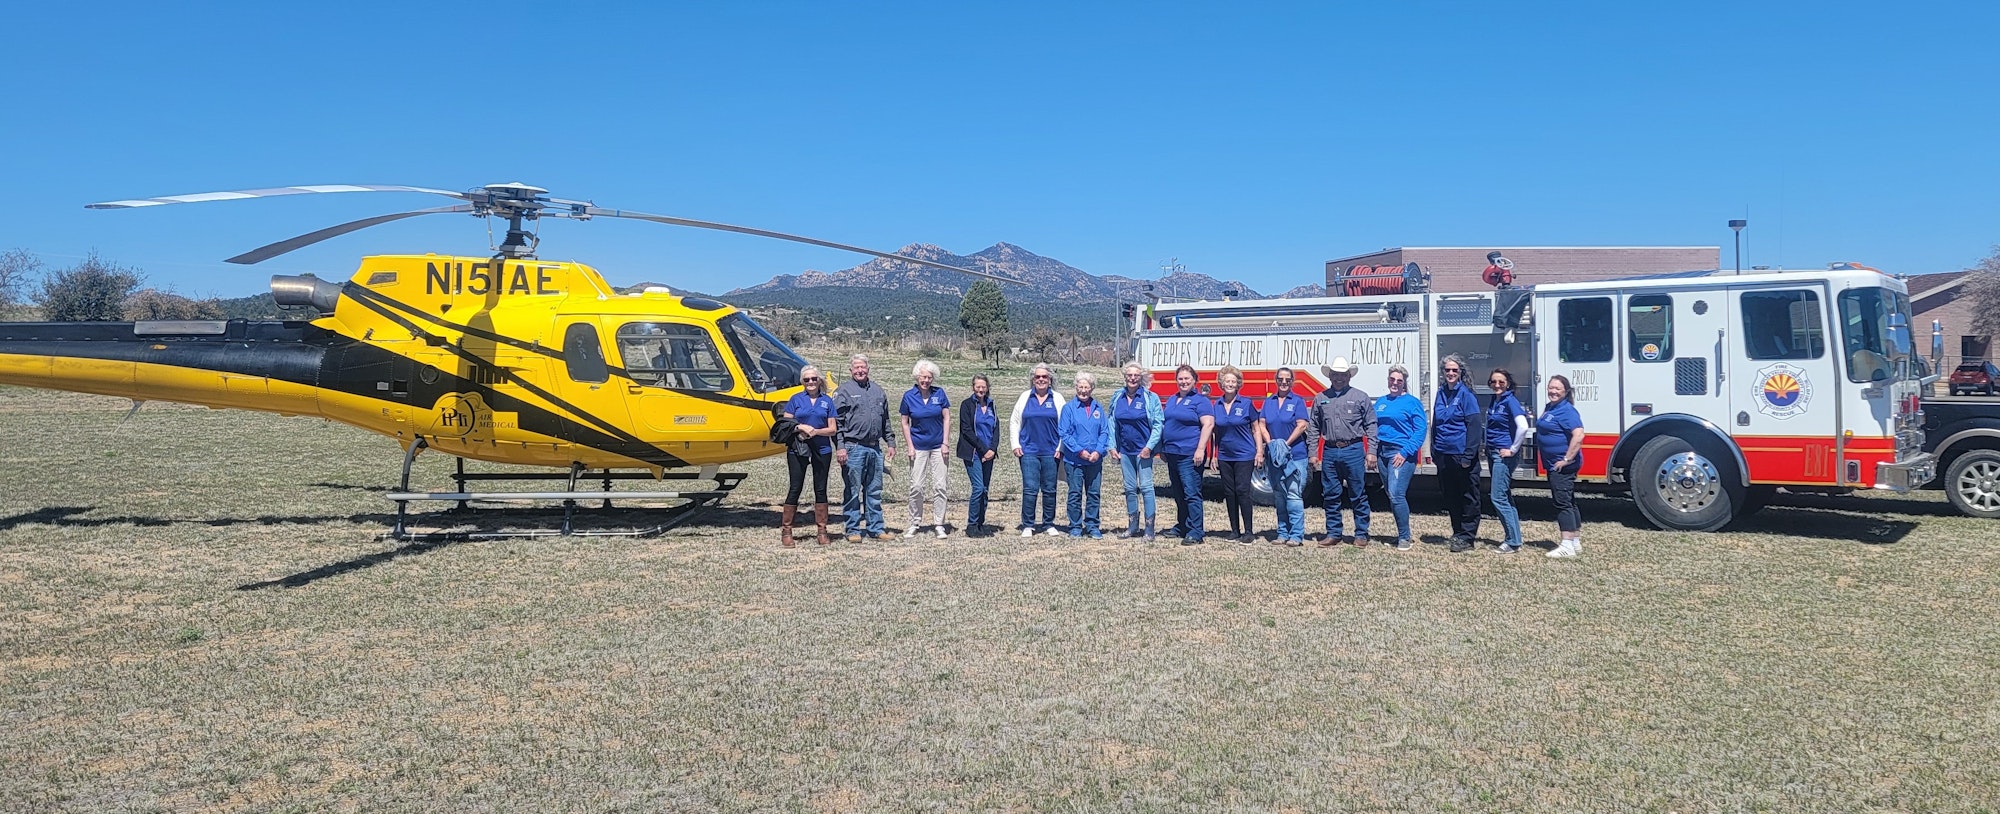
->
[1875, 453, 1936, 492]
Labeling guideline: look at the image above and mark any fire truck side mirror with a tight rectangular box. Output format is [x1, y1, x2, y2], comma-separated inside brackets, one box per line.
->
[1886, 312, 1913, 361]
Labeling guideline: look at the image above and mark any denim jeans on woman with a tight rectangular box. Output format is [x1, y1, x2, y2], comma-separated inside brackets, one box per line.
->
[963, 457, 994, 530]
[1380, 451, 1417, 543]
[1119, 453, 1156, 519]
[1162, 452, 1204, 541]
[1487, 449, 1524, 549]
[1265, 439, 1307, 542]
[1019, 454, 1058, 531]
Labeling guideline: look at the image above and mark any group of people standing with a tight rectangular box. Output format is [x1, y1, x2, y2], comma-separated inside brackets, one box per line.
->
[776, 352, 1587, 557]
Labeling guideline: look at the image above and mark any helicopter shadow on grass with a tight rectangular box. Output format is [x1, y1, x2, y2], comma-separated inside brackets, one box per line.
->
[234, 502, 784, 590]
[0, 505, 393, 532]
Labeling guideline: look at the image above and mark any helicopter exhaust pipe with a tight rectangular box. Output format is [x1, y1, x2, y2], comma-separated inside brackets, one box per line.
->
[270, 274, 343, 315]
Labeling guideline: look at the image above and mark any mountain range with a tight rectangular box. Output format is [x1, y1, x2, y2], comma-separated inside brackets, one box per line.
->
[726, 242, 1316, 303]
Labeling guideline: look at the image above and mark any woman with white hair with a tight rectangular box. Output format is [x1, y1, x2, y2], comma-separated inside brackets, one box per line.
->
[1056, 370, 1113, 538]
[1109, 361, 1164, 540]
[1011, 362, 1064, 536]
[899, 358, 951, 538]
[778, 364, 838, 546]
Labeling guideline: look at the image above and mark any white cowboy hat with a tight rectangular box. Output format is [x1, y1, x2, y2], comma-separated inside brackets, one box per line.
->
[1321, 357, 1359, 380]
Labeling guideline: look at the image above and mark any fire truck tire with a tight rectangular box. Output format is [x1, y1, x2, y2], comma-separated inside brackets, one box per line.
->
[1250, 467, 1275, 507]
[1630, 434, 1743, 532]
[1944, 449, 2000, 519]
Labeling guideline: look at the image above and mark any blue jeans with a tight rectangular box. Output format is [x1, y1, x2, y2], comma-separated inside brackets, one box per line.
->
[1488, 449, 1523, 548]
[1119, 452, 1156, 519]
[1265, 440, 1308, 541]
[963, 456, 994, 529]
[840, 444, 885, 536]
[1382, 451, 1418, 542]
[1065, 459, 1104, 534]
[1164, 452, 1204, 540]
[1319, 443, 1370, 538]
[1019, 454, 1057, 530]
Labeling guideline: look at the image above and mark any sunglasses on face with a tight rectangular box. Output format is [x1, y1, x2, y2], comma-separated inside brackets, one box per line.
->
[802, 377, 820, 382]
[1489, 380, 1507, 386]
[1444, 369, 1461, 374]
[1388, 378, 1405, 386]
[1034, 375, 1051, 380]
[1275, 378, 1293, 384]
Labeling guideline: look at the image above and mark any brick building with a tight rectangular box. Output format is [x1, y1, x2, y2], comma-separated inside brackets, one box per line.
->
[1325, 246, 1720, 294]
[1902, 271, 1987, 368]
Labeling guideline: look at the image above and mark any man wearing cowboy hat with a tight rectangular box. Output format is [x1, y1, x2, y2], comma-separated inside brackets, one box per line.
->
[1305, 357, 1378, 547]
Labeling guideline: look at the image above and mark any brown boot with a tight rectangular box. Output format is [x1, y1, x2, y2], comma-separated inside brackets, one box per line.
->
[813, 503, 832, 545]
[780, 504, 797, 548]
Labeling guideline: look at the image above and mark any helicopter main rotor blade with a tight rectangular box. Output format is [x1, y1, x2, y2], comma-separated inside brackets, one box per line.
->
[226, 205, 476, 264]
[584, 207, 1026, 285]
[87, 184, 473, 210]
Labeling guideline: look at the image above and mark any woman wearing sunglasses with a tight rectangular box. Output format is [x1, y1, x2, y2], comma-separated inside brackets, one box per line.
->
[779, 364, 839, 546]
[1011, 363, 1064, 537]
[1430, 354, 1483, 552]
[1372, 364, 1427, 551]
[1484, 368, 1531, 554]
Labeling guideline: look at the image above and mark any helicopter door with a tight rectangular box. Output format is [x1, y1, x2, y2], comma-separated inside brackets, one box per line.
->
[613, 320, 748, 440]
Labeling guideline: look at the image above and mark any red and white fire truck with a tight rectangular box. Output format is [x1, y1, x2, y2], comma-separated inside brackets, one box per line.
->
[1135, 263, 1934, 531]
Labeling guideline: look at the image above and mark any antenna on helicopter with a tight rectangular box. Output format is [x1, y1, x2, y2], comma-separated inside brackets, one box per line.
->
[88, 182, 1026, 284]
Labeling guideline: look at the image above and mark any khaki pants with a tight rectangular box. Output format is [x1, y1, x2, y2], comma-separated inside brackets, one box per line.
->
[908, 448, 949, 527]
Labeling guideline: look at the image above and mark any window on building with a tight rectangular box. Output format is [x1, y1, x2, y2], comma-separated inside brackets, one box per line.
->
[1740, 289, 1825, 361]
[617, 322, 734, 391]
[1559, 297, 1614, 363]
[1628, 294, 1673, 362]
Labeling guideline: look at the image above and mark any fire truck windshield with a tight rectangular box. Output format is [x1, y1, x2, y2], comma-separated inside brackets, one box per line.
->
[1838, 288, 1912, 383]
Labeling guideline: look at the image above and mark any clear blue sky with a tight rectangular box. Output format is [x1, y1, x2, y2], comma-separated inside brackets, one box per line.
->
[5, 1, 1995, 298]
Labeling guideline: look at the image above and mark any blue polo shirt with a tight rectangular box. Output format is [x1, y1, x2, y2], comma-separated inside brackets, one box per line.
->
[1259, 392, 1309, 459]
[1485, 391, 1530, 452]
[1212, 395, 1258, 462]
[1160, 390, 1214, 457]
[899, 385, 950, 451]
[1113, 388, 1162, 455]
[1431, 383, 1481, 457]
[785, 391, 836, 455]
[1015, 389, 1062, 456]
[1536, 400, 1585, 466]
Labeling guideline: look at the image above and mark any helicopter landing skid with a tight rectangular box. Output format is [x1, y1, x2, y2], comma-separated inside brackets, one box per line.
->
[383, 441, 746, 542]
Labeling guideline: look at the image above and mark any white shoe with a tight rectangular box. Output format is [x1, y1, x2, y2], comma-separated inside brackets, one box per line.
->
[934, 525, 947, 539]
[1043, 526, 1064, 536]
[1547, 540, 1579, 558]
[1021, 528, 1035, 538]
[903, 527, 919, 539]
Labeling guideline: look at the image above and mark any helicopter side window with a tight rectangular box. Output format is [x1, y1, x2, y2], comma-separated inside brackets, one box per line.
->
[717, 312, 806, 393]
[617, 323, 734, 392]
[563, 322, 609, 384]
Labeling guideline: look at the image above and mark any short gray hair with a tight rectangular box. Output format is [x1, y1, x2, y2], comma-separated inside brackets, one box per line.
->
[1121, 361, 1145, 375]
[1387, 364, 1409, 381]
[849, 353, 870, 366]
[1030, 363, 1055, 385]
[1074, 371, 1097, 387]
[913, 359, 940, 379]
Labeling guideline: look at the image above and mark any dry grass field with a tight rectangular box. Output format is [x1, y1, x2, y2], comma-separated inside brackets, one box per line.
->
[3, 353, 1998, 813]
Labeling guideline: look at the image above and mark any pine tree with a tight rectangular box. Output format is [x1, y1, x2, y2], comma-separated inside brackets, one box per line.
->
[958, 280, 1010, 367]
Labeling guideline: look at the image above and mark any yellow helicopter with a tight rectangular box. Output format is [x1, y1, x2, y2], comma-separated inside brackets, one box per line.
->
[0, 182, 1018, 538]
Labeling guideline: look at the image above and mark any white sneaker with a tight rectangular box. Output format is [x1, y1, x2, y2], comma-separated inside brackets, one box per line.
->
[1043, 526, 1064, 536]
[1547, 540, 1579, 558]
[1021, 528, 1035, 538]
[903, 527, 919, 539]
[934, 525, 947, 539]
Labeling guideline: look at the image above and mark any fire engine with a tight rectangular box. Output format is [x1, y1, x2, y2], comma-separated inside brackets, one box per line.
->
[1134, 262, 1935, 532]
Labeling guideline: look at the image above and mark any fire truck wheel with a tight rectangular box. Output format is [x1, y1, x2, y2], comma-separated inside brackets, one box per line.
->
[1631, 434, 1743, 532]
[1944, 449, 2000, 519]
[1250, 467, 1275, 507]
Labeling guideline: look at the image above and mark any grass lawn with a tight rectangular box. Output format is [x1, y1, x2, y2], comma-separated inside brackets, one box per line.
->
[2, 352, 1997, 813]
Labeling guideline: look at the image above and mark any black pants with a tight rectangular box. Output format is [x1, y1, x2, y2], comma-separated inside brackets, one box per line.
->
[1219, 459, 1255, 534]
[1548, 464, 1581, 532]
[1436, 452, 1482, 540]
[784, 450, 831, 505]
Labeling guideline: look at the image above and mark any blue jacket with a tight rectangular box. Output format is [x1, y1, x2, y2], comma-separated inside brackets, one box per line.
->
[1430, 382, 1481, 457]
[1111, 387, 1165, 455]
[1057, 396, 1114, 465]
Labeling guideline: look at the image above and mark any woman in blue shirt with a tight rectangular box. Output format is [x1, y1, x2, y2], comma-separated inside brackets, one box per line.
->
[780, 364, 839, 546]
[1208, 365, 1263, 543]
[956, 374, 999, 537]
[1536, 374, 1587, 558]
[1431, 354, 1484, 552]
[1160, 364, 1215, 544]
[1011, 363, 1064, 536]
[899, 359, 951, 539]
[1485, 368, 1532, 554]
[1372, 364, 1428, 550]
[1109, 362, 1164, 540]
[1057, 371, 1114, 538]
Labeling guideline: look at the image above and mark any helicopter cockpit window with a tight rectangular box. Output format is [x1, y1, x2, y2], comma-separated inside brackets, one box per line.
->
[717, 313, 806, 393]
[617, 323, 734, 392]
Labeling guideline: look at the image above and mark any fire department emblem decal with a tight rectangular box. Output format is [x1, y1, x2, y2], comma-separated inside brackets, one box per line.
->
[1754, 363, 1813, 419]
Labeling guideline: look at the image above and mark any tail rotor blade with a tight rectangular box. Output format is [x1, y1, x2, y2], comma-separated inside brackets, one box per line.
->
[583, 207, 1026, 285]
[226, 205, 475, 264]
[88, 184, 473, 210]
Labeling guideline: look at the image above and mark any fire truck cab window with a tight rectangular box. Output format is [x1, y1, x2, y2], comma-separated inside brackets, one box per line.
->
[1838, 288, 1907, 383]
[1740, 290, 1825, 361]
[1627, 294, 1673, 362]
[617, 322, 734, 392]
[1558, 297, 1614, 363]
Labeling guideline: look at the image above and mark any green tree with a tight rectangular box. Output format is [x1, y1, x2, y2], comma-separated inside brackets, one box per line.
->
[37, 252, 142, 321]
[957, 279, 1010, 367]
[123, 289, 225, 321]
